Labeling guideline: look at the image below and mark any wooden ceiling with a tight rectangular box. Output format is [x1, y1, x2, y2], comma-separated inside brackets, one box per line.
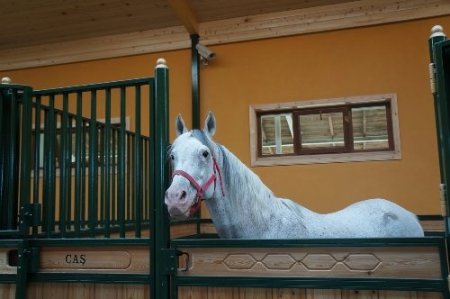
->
[1, 0, 449, 70]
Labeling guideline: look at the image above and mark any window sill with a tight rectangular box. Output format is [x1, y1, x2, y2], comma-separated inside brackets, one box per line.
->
[251, 150, 401, 166]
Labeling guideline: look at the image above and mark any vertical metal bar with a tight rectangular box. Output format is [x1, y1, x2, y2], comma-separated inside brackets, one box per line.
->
[81, 121, 87, 229]
[74, 91, 83, 237]
[135, 85, 142, 237]
[7, 89, 18, 229]
[127, 135, 133, 222]
[191, 34, 200, 129]
[151, 59, 170, 299]
[32, 96, 42, 237]
[0, 89, 4, 230]
[104, 88, 112, 237]
[19, 87, 33, 235]
[59, 93, 69, 236]
[118, 87, 126, 237]
[88, 90, 98, 237]
[143, 139, 149, 222]
[99, 126, 105, 228]
[15, 240, 29, 299]
[67, 116, 73, 231]
[43, 95, 56, 236]
[111, 128, 117, 227]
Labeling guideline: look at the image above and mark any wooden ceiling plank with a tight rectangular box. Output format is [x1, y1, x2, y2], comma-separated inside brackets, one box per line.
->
[166, 0, 199, 34]
[0, 26, 190, 71]
[199, 0, 450, 45]
[1, 0, 450, 70]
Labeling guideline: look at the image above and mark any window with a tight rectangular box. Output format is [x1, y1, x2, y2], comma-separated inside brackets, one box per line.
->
[250, 94, 401, 166]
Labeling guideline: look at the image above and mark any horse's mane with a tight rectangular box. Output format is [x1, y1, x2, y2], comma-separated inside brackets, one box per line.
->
[189, 130, 277, 217]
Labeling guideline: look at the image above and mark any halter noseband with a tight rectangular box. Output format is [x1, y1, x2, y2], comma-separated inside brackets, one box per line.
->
[172, 157, 225, 214]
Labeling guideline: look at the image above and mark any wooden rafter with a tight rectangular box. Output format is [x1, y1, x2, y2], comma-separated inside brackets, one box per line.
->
[166, 0, 199, 34]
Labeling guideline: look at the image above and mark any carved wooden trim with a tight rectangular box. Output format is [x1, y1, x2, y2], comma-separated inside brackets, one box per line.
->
[178, 246, 441, 279]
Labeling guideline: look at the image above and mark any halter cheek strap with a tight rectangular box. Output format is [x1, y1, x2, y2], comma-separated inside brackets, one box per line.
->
[172, 157, 225, 214]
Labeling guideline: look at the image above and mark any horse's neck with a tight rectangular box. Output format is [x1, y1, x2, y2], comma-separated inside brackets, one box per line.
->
[205, 144, 277, 238]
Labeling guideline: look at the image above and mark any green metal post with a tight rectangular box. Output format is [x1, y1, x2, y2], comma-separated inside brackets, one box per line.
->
[428, 25, 450, 290]
[151, 58, 170, 299]
[6, 88, 19, 230]
[43, 95, 56, 236]
[19, 86, 33, 235]
[15, 240, 30, 299]
[32, 95, 42, 237]
[191, 34, 200, 129]
[429, 26, 450, 220]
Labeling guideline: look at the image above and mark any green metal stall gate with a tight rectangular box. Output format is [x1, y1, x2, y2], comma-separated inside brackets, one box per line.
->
[0, 59, 170, 299]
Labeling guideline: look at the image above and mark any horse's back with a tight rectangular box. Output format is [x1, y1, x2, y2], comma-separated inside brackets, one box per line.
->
[275, 198, 424, 238]
[329, 198, 424, 237]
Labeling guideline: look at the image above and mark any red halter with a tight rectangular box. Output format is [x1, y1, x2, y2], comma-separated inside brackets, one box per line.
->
[172, 157, 225, 214]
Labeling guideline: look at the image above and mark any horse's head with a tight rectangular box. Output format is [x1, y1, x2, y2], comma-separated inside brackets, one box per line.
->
[165, 112, 223, 220]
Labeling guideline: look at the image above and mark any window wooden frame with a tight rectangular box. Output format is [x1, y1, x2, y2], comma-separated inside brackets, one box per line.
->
[250, 94, 401, 166]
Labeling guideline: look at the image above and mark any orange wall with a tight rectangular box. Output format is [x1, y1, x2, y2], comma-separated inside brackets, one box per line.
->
[2, 16, 450, 215]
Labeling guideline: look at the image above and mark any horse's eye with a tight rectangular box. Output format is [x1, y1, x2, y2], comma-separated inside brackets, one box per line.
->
[170, 154, 175, 160]
[202, 150, 209, 158]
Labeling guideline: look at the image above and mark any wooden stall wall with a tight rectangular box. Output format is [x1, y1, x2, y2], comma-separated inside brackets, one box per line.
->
[2, 16, 450, 216]
[179, 287, 442, 299]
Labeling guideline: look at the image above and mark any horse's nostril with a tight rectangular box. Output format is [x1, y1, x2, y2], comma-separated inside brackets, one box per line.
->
[180, 190, 187, 200]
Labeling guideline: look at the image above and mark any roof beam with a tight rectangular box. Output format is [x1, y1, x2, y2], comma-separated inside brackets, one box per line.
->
[167, 0, 199, 34]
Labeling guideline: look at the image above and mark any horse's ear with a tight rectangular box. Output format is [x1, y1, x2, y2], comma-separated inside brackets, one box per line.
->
[176, 114, 188, 136]
[204, 111, 216, 137]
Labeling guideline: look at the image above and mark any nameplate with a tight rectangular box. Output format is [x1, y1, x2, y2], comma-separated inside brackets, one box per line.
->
[40, 247, 149, 273]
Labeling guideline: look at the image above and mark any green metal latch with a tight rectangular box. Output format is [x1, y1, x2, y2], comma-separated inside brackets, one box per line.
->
[20, 203, 41, 227]
[161, 248, 178, 275]
[161, 249, 190, 274]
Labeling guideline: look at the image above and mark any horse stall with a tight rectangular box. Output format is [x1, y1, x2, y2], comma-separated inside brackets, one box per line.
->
[168, 27, 450, 298]
[0, 59, 173, 299]
[0, 28, 450, 299]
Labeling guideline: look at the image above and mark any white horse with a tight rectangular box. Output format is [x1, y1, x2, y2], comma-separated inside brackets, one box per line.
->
[165, 112, 424, 239]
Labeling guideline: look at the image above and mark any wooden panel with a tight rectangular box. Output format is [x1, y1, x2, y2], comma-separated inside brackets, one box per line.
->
[420, 219, 445, 233]
[177, 287, 443, 298]
[27, 282, 149, 299]
[341, 290, 378, 299]
[171, 223, 198, 238]
[177, 246, 441, 279]
[39, 246, 149, 274]
[0, 284, 15, 299]
[378, 290, 443, 298]
[200, 222, 217, 235]
[0, 249, 16, 274]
